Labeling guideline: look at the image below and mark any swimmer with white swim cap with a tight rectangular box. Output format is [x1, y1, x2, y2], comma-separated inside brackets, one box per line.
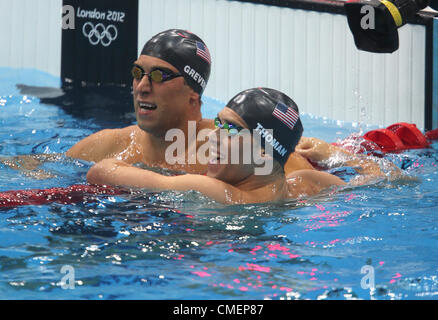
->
[87, 88, 346, 204]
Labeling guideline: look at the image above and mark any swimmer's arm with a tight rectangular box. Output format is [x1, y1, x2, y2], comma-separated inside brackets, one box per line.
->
[295, 137, 388, 176]
[321, 146, 405, 184]
[1, 126, 130, 179]
[1, 127, 125, 178]
[287, 169, 346, 198]
[295, 137, 406, 184]
[86, 159, 242, 204]
[0, 154, 61, 169]
[0, 154, 63, 179]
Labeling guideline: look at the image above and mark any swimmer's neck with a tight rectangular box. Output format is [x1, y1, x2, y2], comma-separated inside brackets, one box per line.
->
[137, 116, 211, 162]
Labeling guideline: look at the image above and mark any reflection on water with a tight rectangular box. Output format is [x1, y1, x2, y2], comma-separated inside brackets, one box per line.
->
[1, 85, 438, 299]
[2, 166, 438, 300]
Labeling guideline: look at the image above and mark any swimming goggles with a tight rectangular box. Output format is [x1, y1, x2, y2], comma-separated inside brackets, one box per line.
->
[131, 65, 183, 83]
[214, 117, 245, 136]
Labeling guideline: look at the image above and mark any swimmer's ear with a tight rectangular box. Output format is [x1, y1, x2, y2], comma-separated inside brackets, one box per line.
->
[189, 91, 201, 109]
[182, 78, 201, 108]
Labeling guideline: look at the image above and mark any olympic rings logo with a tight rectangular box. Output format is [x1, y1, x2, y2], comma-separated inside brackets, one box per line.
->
[82, 22, 118, 47]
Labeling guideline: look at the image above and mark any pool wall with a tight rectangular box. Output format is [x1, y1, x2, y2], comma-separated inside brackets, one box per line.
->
[0, 0, 437, 130]
[0, 0, 62, 76]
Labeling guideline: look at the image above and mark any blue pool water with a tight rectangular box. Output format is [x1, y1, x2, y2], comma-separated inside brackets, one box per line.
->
[1, 67, 438, 300]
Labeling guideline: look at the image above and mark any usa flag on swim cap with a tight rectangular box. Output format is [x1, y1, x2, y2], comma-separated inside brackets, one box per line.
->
[272, 102, 299, 130]
[196, 41, 211, 64]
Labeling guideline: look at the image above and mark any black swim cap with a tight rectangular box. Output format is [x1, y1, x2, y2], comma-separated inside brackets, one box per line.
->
[226, 88, 303, 166]
[141, 29, 211, 96]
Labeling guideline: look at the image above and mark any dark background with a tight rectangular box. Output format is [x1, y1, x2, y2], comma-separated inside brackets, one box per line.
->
[61, 0, 139, 87]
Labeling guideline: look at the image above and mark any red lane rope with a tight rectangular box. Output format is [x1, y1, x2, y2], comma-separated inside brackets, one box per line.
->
[425, 127, 438, 141]
[334, 122, 436, 155]
[0, 184, 125, 208]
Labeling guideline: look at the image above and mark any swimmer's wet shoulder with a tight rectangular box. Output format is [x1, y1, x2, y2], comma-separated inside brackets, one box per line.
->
[66, 125, 140, 163]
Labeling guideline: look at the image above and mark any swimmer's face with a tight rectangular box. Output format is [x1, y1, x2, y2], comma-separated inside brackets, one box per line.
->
[207, 107, 255, 184]
[132, 55, 199, 136]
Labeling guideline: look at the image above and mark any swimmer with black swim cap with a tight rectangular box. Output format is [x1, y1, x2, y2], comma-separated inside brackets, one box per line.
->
[87, 88, 346, 204]
[139, 29, 211, 96]
[133, 29, 212, 136]
[206, 87, 303, 185]
[226, 87, 303, 165]
[67, 29, 215, 174]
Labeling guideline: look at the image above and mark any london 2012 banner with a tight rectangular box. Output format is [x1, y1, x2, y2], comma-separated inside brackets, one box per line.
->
[61, 0, 139, 87]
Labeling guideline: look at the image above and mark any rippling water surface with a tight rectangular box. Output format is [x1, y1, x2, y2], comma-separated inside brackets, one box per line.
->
[1, 68, 438, 300]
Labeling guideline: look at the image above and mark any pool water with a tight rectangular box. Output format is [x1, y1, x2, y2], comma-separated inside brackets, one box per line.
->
[1, 67, 438, 300]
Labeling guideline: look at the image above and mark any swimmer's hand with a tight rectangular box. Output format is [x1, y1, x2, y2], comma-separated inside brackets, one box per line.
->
[295, 137, 340, 164]
[0, 154, 61, 180]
